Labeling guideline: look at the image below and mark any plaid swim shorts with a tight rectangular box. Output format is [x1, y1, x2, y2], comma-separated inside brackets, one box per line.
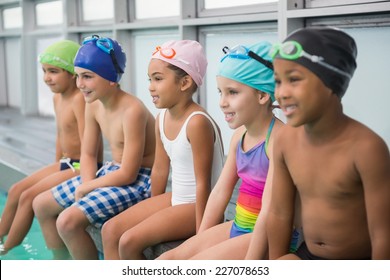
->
[52, 162, 151, 228]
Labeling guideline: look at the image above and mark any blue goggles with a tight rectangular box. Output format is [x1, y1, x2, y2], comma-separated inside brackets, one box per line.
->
[83, 35, 124, 74]
[221, 45, 273, 71]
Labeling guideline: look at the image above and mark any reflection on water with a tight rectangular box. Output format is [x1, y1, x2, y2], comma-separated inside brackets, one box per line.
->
[0, 190, 52, 260]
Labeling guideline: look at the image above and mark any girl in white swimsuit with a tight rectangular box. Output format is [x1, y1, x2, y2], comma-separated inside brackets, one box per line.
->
[101, 39, 224, 259]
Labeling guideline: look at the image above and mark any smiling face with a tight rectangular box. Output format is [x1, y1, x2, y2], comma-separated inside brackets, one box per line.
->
[41, 63, 74, 94]
[147, 59, 184, 109]
[217, 76, 264, 130]
[75, 66, 112, 103]
[273, 59, 333, 127]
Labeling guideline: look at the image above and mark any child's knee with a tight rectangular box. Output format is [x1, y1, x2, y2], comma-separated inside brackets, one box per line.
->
[101, 219, 120, 243]
[7, 182, 25, 202]
[32, 192, 48, 218]
[118, 230, 140, 252]
[56, 208, 83, 236]
[18, 189, 36, 206]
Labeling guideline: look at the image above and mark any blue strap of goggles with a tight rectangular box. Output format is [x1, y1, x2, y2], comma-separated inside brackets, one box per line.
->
[83, 35, 124, 74]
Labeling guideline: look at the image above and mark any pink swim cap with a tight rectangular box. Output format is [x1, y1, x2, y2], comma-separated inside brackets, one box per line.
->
[151, 40, 207, 87]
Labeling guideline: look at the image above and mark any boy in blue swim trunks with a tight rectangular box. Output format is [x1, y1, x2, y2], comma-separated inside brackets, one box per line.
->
[267, 26, 390, 260]
[0, 40, 91, 255]
[33, 35, 156, 259]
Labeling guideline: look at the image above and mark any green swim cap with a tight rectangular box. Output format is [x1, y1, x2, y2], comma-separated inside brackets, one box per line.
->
[38, 40, 80, 74]
[218, 41, 275, 101]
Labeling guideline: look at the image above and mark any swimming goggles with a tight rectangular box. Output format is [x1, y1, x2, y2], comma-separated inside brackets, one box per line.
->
[221, 45, 274, 70]
[83, 35, 124, 74]
[152, 45, 189, 65]
[270, 41, 351, 79]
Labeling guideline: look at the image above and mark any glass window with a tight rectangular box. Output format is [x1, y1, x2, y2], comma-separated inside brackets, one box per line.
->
[82, 0, 113, 21]
[3, 7, 23, 29]
[342, 26, 390, 147]
[5, 38, 21, 108]
[204, 0, 276, 9]
[36, 1, 63, 26]
[305, 0, 385, 8]
[135, 0, 180, 19]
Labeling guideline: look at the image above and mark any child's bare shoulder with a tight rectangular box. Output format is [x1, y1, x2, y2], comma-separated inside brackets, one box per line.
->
[71, 89, 85, 104]
[119, 92, 151, 120]
[185, 110, 216, 133]
[348, 118, 388, 153]
[274, 124, 298, 147]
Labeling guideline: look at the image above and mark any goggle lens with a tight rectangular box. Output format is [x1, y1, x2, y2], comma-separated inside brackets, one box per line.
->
[82, 35, 124, 74]
[270, 41, 351, 79]
[152, 46, 176, 59]
[221, 45, 273, 70]
[270, 41, 301, 60]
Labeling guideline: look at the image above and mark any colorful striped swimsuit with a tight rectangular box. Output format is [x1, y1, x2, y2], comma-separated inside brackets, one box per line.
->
[230, 118, 275, 238]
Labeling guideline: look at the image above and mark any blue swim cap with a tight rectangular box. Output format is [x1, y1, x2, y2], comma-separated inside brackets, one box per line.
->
[218, 41, 275, 101]
[74, 35, 126, 82]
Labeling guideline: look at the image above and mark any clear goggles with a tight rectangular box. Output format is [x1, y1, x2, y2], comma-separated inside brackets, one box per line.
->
[221, 45, 274, 71]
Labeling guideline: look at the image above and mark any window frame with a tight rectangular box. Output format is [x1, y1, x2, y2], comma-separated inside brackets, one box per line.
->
[198, 0, 277, 18]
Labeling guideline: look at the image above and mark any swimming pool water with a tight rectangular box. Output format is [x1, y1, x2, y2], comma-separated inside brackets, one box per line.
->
[0, 190, 52, 260]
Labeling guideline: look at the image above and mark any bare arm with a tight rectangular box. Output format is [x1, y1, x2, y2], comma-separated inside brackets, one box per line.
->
[266, 128, 296, 259]
[187, 115, 218, 231]
[80, 103, 102, 183]
[72, 92, 86, 147]
[356, 133, 390, 259]
[151, 113, 170, 197]
[53, 95, 62, 162]
[197, 127, 242, 233]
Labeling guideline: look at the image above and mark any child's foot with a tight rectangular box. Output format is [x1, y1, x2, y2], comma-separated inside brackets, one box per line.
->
[0, 243, 8, 255]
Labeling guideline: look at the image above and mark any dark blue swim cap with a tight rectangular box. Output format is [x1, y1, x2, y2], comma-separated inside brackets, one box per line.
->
[74, 36, 126, 82]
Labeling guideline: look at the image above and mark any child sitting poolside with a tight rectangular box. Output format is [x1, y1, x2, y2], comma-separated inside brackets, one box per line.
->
[101, 39, 225, 260]
[0, 40, 93, 255]
[158, 41, 284, 260]
[267, 26, 390, 260]
[33, 35, 156, 259]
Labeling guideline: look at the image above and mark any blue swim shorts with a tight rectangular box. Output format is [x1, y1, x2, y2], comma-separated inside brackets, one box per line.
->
[52, 162, 151, 228]
[59, 158, 80, 171]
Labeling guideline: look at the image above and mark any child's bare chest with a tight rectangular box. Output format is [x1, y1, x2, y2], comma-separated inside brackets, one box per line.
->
[285, 141, 361, 199]
[56, 104, 77, 134]
[98, 113, 124, 146]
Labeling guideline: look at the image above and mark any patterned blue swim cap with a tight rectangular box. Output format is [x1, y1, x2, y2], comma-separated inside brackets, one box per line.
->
[218, 41, 275, 101]
[74, 35, 126, 82]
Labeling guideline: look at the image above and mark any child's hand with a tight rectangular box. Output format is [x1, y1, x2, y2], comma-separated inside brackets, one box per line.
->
[75, 184, 90, 201]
